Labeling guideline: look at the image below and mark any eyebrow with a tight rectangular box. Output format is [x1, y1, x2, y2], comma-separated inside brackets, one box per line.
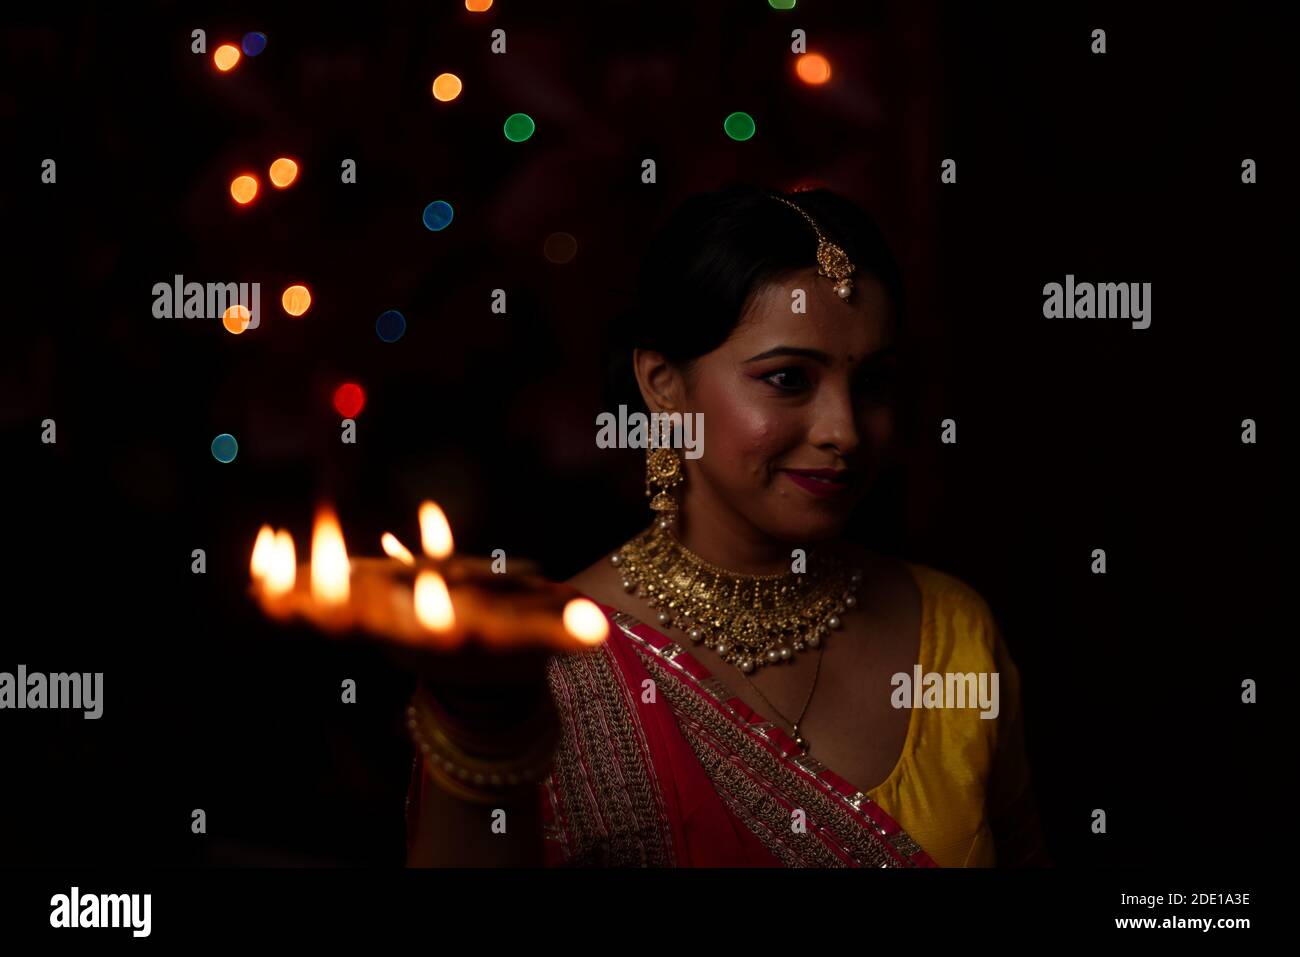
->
[742, 344, 897, 365]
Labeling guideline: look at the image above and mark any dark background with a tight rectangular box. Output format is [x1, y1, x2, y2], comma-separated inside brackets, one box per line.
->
[1, 1, 1288, 867]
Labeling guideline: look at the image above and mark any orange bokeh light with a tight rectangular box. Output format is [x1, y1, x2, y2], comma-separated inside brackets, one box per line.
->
[214, 44, 241, 72]
[269, 157, 299, 188]
[223, 304, 251, 334]
[432, 73, 463, 102]
[795, 53, 832, 85]
[282, 284, 312, 316]
[230, 174, 259, 205]
[465, 0, 493, 11]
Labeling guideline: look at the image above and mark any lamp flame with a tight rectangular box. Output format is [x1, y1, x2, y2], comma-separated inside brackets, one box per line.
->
[381, 532, 416, 566]
[265, 529, 296, 596]
[563, 598, 609, 645]
[250, 525, 275, 580]
[414, 570, 455, 632]
[310, 507, 351, 604]
[419, 501, 454, 559]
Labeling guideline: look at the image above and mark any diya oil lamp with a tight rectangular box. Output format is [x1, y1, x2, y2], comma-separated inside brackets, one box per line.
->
[249, 501, 608, 653]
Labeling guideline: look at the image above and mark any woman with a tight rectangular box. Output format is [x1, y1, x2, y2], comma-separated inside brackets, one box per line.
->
[405, 184, 1049, 867]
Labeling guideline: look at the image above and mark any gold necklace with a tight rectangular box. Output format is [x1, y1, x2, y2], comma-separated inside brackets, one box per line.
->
[610, 524, 863, 677]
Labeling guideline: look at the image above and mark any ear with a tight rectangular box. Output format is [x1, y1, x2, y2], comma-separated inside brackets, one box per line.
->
[632, 348, 686, 413]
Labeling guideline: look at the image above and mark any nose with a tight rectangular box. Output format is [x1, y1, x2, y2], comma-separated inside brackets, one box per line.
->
[807, 381, 861, 460]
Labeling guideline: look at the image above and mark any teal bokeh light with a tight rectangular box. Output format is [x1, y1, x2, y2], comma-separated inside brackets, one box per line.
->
[211, 433, 238, 463]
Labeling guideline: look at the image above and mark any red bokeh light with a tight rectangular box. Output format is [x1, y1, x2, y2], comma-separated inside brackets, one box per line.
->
[333, 382, 366, 419]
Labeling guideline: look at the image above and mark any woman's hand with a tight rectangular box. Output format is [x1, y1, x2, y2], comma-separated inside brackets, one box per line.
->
[343, 560, 604, 701]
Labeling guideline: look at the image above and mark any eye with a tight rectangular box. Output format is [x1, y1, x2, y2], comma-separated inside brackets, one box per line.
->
[760, 367, 811, 392]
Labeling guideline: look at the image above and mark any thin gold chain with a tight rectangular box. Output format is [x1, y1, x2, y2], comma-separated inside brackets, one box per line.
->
[741, 642, 824, 751]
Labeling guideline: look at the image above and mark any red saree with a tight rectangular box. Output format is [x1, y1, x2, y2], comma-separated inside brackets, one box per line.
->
[538, 602, 935, 867]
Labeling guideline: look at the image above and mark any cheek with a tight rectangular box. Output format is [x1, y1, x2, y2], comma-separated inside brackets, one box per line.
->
[696, 381, 801, 473]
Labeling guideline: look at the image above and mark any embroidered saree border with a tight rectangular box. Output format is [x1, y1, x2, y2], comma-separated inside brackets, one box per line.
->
[540, 640, 678, 866]
[607, 610, 935, 868]
[539, 603, 934, 867]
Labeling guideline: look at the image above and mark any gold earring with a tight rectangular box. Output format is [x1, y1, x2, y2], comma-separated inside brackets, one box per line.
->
[645, 416, 683, 529]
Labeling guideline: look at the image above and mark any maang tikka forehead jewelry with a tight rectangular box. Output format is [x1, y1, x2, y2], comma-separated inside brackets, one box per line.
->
[768, 193, 857, 301]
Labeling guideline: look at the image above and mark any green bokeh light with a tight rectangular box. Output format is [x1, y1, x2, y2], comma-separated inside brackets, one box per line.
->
[503, 112, 536, 142]
[723, 111, 756, 142]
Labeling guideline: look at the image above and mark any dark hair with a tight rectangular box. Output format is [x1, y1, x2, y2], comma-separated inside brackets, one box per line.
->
[603, 182, 903, 413]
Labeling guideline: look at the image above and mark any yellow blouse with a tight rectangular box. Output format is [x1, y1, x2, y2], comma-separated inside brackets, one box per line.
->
[866, 562, 1043, 867]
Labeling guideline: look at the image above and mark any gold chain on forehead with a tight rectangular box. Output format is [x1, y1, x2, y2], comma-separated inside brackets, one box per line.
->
[767, 193, 857, 301]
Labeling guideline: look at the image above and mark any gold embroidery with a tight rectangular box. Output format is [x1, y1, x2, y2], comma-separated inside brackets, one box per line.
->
[543, 645, 677, 867]
[888, 831, 923, 858]
[614, 618, 926, 867]
[541, 609, 929, 868]
[699, 677, 732, 700]
[792, 754, 827, 774]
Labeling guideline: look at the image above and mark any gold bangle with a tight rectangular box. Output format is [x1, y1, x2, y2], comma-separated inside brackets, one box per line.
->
[423, 759, 524, 805]
[406, 689, 559, 804]
[415, 682, 555, 756]
[412, 719, 554, 804]
[410, 685, 558, 767]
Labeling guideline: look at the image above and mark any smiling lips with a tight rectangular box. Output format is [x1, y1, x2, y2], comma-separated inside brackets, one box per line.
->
[780, 467, 854, 498]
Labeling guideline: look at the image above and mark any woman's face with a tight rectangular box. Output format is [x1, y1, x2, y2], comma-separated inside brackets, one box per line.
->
[678, 267, 898, 546]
